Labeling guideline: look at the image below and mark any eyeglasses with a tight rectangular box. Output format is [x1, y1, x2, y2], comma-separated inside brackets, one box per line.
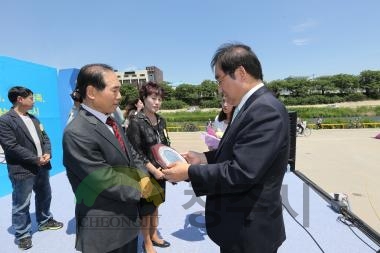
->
[216, 74, 228, 86]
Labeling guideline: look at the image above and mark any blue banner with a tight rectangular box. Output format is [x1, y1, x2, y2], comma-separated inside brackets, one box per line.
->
[0, 56, 77, 196]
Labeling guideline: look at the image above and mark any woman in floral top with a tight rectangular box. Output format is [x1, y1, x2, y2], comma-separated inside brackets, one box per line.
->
[127, 82, 171, 253]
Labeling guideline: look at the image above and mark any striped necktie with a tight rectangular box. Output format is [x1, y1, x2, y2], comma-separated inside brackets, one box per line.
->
[106, 117, 127, 154]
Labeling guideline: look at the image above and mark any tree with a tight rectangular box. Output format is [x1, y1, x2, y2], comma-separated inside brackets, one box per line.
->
[330, 74, 359, 95]
[160, 81, 175, 100]
[313, 76, 335, 95]
[283, 76, 311, 97]
[174, 84, 198, 105]
[198, 80, 218, 99]
[120, 84, 139, 106]
[267, 80, 286, 98]
[359, 70, 380, 98]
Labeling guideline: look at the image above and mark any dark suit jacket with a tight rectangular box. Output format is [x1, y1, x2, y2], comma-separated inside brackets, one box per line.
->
[63, 108, 148, 253]
[0, 109, 51, 179]
[189, 86, 289, 252]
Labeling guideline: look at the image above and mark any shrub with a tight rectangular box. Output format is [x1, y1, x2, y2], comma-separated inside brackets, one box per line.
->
[161, 99, 188, 109]
[199, 99, 220, 109]
[344, 93, 366, 102]
[161, 110, 219, 122]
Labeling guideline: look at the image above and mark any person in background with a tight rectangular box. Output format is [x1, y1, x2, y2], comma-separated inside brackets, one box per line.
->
[316, 116, 323, 129]
[205, 97, 234, 150]
[112, 106, 125, 125]
[127, 82, 171, 253]
[296, 117, 304, 134]
[63, 63, 153, 253]
[0, 86, 63, 250]
[123, 98, 144, 130]
[66, 88, 83, 125]
[213, 96, 234, 134]
[163, 43, 290, 253]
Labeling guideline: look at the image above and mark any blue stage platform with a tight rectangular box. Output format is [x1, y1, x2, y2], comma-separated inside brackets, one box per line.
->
[0, 171, 378, 252]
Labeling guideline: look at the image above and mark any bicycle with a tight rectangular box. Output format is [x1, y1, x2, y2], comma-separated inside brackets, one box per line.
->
[296, 121, 311, 137]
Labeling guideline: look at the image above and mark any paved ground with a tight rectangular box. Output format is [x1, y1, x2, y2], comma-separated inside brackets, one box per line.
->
[1, 129, 378, 252]
[168, 128, 380, 234]
[295, 128, 380, 234]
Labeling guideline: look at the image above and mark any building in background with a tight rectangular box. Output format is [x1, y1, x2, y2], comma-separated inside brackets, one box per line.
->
[115, 66, 163, 89]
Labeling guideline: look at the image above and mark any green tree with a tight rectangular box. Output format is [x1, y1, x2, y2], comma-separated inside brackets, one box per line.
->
[359, 70, 380, 98]
[160, 81, 175, 100]
[267, 80, 287, 98]
[283, 76, 310, 97]
[174, 84, 198, 105]
[120, 84, 139, 106]
[312, 76, 335, 95]
[198, 80, 218, 99]
[330, 74, 359, 95]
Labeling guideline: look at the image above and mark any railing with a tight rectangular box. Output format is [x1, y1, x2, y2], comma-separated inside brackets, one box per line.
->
[309, 122, 380, 129]
[167, 123, 380, 132]
[167, 122, 380, 132]
[362, 122, 380, 128]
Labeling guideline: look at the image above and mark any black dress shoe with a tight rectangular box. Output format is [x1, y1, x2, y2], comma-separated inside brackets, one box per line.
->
[152, 240, 170, 248]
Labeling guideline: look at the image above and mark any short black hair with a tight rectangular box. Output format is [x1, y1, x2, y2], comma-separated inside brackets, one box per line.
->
[70, 88, 83, 103]
[8, 86, 33, 104]
[76, 63, 114, 99]
[211, 42, 263, 80]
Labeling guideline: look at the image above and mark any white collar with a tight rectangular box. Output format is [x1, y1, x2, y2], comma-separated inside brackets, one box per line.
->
[235, 82, 264, 112]
[81, 104, 109, 124]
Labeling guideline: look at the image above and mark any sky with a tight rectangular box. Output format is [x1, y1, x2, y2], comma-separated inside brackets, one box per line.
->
[1, 0, 380, 85]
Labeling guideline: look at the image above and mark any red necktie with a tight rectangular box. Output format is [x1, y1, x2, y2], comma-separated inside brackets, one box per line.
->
[106, 117, 127, 154]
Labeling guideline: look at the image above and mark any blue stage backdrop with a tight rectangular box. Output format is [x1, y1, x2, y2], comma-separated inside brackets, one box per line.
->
[58, 68, 79, 130]
[0, 56, 77, 196]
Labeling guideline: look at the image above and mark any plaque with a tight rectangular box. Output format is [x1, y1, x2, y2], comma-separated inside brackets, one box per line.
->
[151, 144, 187, 169]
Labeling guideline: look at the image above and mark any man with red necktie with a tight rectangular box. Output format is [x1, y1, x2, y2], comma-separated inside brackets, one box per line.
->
[63, 64, 153, 253]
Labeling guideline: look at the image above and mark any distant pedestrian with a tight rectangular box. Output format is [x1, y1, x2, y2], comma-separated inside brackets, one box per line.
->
[316, 116, 323, 129]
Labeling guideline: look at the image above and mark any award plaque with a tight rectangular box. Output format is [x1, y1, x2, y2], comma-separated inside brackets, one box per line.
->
[151, 143, 187, 169]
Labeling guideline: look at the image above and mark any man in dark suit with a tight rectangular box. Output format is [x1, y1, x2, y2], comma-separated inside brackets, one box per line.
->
[163, 43, 290, 253]
[63, 64, 152, 253]
[0, 86, 63, 250]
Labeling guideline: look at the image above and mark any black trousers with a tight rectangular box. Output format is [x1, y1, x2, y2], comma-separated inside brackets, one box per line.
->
[107, 237, 138, 253]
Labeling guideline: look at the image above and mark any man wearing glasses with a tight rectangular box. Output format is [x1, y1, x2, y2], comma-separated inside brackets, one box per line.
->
[164, 43, 290, 253]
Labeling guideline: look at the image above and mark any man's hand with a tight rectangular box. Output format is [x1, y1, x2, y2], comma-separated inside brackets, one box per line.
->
[42, 154, 51, 161]
[181, 151, 207, 165]
[162, 162, 190, 183]
[37, 154, 51, 166]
